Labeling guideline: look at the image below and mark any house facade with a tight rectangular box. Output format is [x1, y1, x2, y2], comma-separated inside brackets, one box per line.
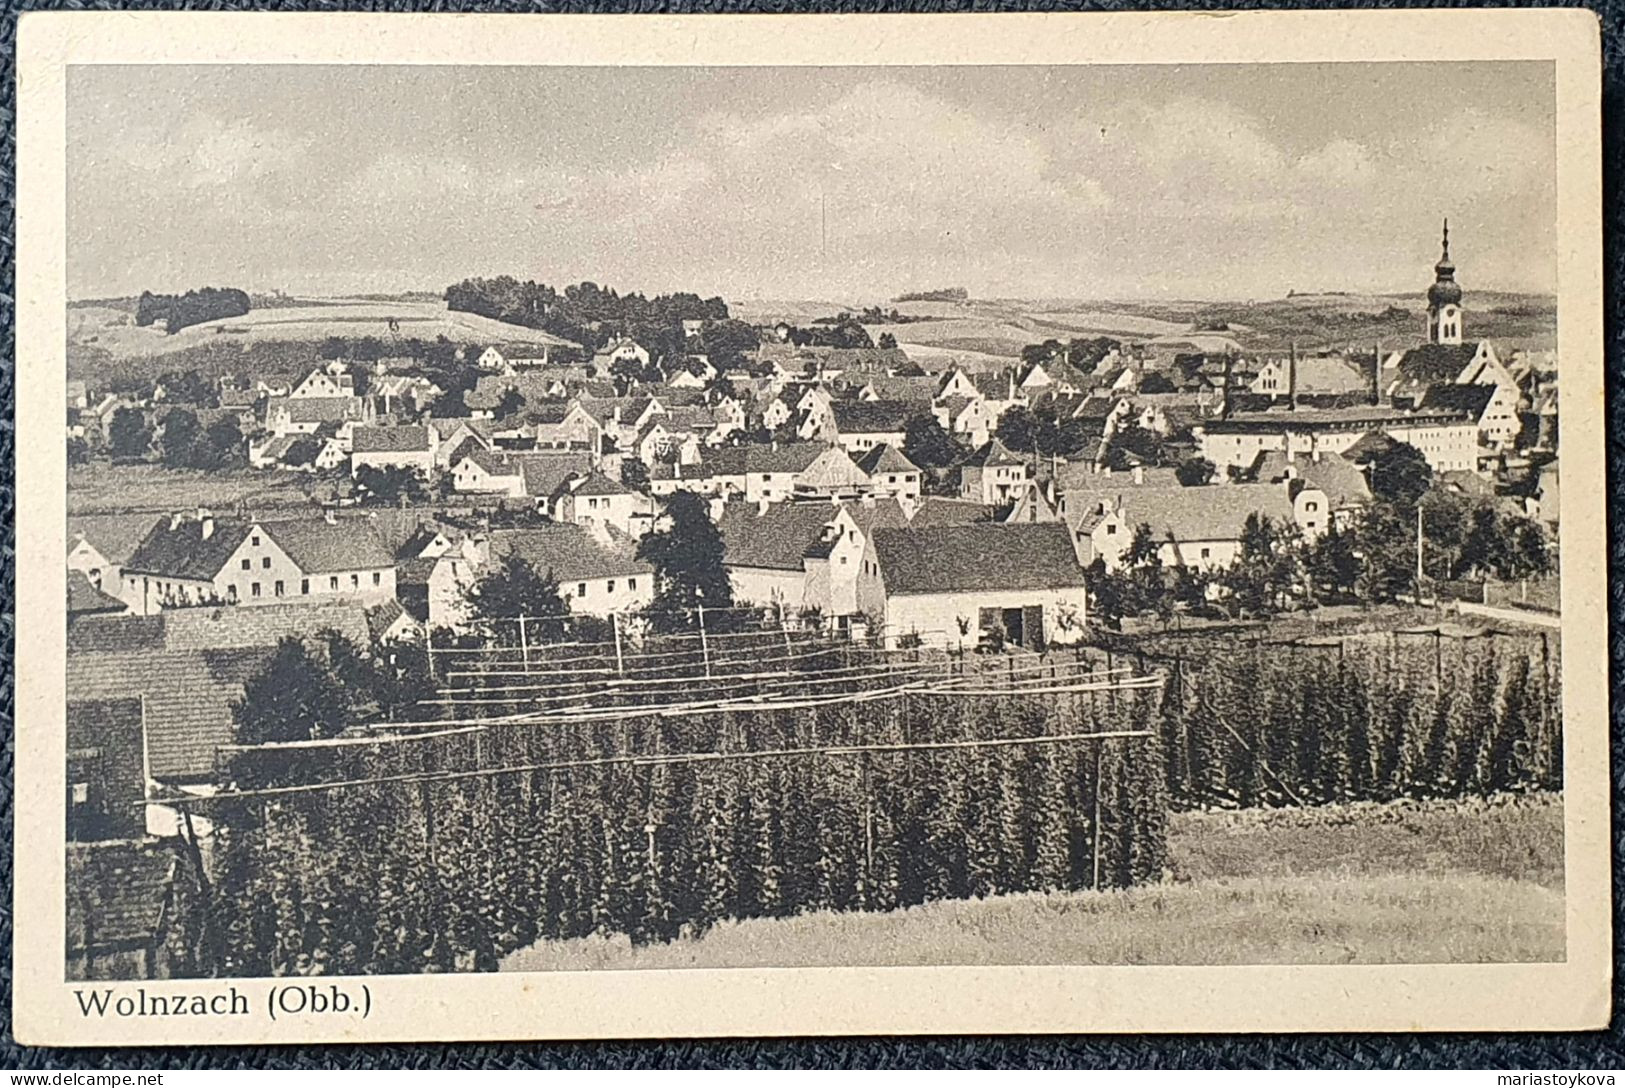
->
[119, 513, 397, 615]
[869, 523, 1087, 650]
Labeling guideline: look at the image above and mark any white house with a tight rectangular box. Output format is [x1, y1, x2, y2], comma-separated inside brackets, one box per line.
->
[552, 472, 655, 539]
[428, 525, 653, 629]
[290, 368, 354, 399]
[854, 444, 922, 503]
[868, 523, 1087, 650]
[958, 438, 1032, 505]
[350, 424, 437, 477]
[118, 511, 396, 615]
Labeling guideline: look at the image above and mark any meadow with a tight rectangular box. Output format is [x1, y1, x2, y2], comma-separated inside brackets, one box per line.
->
[501, 792, 1564, 970]
[68, 462, 325, 516]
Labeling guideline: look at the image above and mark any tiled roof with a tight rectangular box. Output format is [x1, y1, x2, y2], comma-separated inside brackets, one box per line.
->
[67, 841, 182, 952]
[1105, 484, 1298, 543]
[970, 372, 1016, 400]
[69, 514, 162, 566]
[125, 517, 251, 581]
[274, 396, 364, 424]
[855, 444, 920, 475]
[1418, 382, 1497, 419]
[853, 375, 938, 405]
[1250, 452, 1373, 507]
[351, 424, 431, 454]
[719, 503, 843, 571]
[1052, 463, 1181, 493]
[822, 347, 913, 373]
[1270, 355, 1372, 396]
[67, 697, 147, 839]
[652, 441, 829, 481]
[67, 570, 127, 616]
[962, 438, 1025, 468]
[68, 600, 373, 655]
[872, 523, 1084, 594]
[831, 400, 911, 434]
[487, 525, 652, 583]
[1394, 343, 1480, 385]
[568, 472, 635, 498]
[515, 451, 595, 498]
[394, 555, 440, 586]
[797, 447, 873, 492]
[68, 646, 270, 780]
[908, 498, 997, 528]
[258, 518, 392, 574]
[365, 599, 412, 641]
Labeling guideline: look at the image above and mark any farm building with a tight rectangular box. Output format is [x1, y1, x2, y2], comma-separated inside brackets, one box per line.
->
[854, 444, 923, 502]
[958, 438, 1033, 505]
[350, 424, 436, 477]
[427, 525, 653, 629]
[551, 472, 654, 539]
[118, 512, 396, 614]
[868, 522, 1087, 650]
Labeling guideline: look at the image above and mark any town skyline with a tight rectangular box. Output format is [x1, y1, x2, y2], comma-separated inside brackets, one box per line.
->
[68, 62, 1556, 303]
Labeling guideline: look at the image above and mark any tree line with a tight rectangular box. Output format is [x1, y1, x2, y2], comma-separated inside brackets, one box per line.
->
[444, 278, 728, 360]
[1087, 443, 1554, 629]
[135, 287, 251, 335]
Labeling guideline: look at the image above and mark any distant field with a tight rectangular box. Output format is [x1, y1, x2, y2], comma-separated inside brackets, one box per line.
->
[69, 298, 576, 361]
[501, 793, 1563, 971]
[68, 462, 326, 516]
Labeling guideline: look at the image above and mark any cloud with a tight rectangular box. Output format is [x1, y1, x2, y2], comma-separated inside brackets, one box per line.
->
[120, 116, 309, 190]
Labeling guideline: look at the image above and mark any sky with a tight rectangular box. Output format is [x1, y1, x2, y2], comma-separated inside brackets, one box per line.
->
[67, 62, 1556, 303]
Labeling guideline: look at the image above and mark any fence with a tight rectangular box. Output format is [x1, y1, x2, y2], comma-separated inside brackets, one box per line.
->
[1118, 625, 1562, 810]
[182, 640, 1171, 977]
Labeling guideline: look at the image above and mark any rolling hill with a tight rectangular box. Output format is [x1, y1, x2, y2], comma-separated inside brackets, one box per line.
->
[67, 296, 580, 387]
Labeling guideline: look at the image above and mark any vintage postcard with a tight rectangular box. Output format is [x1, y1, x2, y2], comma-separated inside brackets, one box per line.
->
[12, 9, 1607, 1045]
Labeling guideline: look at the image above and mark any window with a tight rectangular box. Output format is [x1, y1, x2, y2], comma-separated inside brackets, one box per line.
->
[840, 556, 848, 565]
[301, 579, 310, 595]
[251, 535, 260, 546]
[1305, 501, 1318, 512]
[350, 574, 360, 590]
[578, 583, 588, 597]
[330, 576, 339, 591]
[227, 585, 238, 602]
[629, 578, 638, 591]
[274, 580, 285, 597]
[262, 556, 272, 569]
[1106, 524, 1117, 536]
[241, 558, 252, 571]
[71, 782, 89, 805]
[1306, 521, 1317, 531]
[372, 572, 381, 587]
[251, 582, 261, 598]
[1200, 547, 1211, 560]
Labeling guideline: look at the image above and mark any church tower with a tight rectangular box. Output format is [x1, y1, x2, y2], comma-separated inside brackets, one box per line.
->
[1426, 219, 1464, 345]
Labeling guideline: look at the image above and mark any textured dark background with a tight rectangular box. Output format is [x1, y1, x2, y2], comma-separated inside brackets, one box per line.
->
[1, 0, 1620, 1067]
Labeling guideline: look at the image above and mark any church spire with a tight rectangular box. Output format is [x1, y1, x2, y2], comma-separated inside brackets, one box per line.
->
[1426, 217, 1463, 345]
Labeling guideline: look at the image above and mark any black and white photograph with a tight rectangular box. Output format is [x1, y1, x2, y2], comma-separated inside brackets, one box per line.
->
[15, 9, 1608, 1044]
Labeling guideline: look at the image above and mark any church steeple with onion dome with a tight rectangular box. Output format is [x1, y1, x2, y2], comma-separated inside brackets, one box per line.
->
[1426, 218, 1464, 345]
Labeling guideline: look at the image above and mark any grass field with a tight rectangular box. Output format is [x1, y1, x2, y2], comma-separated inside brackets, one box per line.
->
[68, 462, 327, 516]
[500, 793, 1563, 971]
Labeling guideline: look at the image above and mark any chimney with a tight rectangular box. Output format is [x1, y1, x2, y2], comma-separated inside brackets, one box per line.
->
[1371, 340, 1383, 406]
[324, 507, 337, 525]
[200, 514, 215, 540]
[1132, 465, 1144, 485]
[1287, 341, 1298, 411]
[1221, 354, 1234, 419]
